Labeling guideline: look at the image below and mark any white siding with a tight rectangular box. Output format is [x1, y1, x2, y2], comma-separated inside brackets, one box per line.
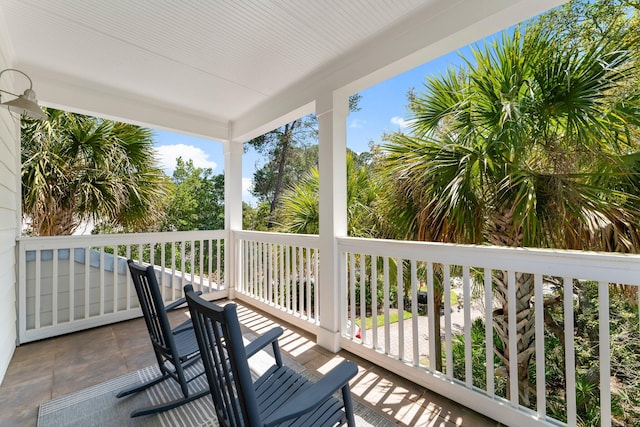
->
[0, 43, 19, 385]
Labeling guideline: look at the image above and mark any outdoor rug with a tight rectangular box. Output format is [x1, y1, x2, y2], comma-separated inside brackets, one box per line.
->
[37, 345, 394, 427]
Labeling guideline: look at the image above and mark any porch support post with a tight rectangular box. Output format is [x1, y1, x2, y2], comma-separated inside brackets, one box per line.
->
[316, 92, 348, 352]
[224, 135, 243, 299]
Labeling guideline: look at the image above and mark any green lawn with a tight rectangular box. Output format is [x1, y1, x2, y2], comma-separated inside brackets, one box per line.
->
[355, 310, 412, 329]
[450, 292, 459, 306]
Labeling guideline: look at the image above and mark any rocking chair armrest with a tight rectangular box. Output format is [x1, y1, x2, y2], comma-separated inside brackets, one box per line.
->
[263, 360, 358, 427]
[244, 327, 283, 360]
[165, 290, 202, 312]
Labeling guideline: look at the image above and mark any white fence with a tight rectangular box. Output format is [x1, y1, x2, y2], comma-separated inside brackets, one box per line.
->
[17, 230, 226, 343]
[16, 229, 640, 426]
[233, 231, 640, 427]
[234, 230, 320, 334]
[337, 237, 640, 427]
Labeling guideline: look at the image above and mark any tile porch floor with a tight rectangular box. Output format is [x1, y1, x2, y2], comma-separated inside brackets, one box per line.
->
[0, 300, 502, 426]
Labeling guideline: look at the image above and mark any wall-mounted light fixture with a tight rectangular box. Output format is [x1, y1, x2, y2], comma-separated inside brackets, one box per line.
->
[0, 68, 47, 120]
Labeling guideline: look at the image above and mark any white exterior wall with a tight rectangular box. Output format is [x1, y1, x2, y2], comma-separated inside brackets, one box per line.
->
[0, 44, 20, 384]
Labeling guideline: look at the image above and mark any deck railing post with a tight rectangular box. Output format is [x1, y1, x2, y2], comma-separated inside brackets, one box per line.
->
[225, 137, 244, 300]
[316, 91, 348, 352]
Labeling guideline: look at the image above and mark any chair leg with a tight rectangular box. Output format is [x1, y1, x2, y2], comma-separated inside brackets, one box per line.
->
[130, 389, 210, 417]
[175, 362, 190, 397]
[117, 356, 208, 417]
[342, 385, 356, 427]
[116, 372, 170, 398]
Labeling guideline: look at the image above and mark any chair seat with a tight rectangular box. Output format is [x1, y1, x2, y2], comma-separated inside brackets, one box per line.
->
[255, 366, 347, 427]
[173, 326, 201, 361]
[184, 285, 356, 427]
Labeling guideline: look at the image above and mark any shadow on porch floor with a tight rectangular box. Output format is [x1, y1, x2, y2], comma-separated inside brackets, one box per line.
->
[0, 300, 501, 426]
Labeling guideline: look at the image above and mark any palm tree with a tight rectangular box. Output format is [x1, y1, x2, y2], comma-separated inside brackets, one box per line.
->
[279, 151, 381, 237]
[21, 108, 168, 236]
[280, 150, 397, 327]
[382, 24, 640, 405]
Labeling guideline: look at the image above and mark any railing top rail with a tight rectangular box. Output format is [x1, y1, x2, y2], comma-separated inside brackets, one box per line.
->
[338, 236, 640, 284]
[233, 230, 319, 247]
[17, 229, 228, 250]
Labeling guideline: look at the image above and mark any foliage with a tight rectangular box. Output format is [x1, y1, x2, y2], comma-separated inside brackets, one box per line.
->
[381, 9, 640, 404]
[451, 291, 640, 425]
[279, 165, 319, 234]
[246, 94, 361, 228]
[247, 121, 318, 227]
[21, 108, 167, 235]
[243, 201, 271, 231]
[279, 150, 382, 236]
[451, 318, 507, 394]
[383, 26, 640, 248]
[534, 0, 640, 55]
[162, 157, 224, 231]
[103, 240, 224, 284]
[353, 267, 398, 316]
[543, 282, 640, 426]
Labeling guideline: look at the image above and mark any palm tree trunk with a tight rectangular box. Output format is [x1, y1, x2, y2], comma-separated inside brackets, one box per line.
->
[492, 270, 536, 405]
[433, 296, 443, 372]
[33, 203, 78, 236]
[486, 208, 536, 406]
[431, 266, 445, 372]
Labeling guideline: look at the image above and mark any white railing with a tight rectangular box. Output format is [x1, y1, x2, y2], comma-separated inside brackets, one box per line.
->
[234, 230, 320, 334]
[17, 230, 227, 343]
[337, 237, 640, 427]
[17, 229, 640, 426]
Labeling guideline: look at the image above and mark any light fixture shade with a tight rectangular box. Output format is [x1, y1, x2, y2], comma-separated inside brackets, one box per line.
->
[2, 88, 47, 120]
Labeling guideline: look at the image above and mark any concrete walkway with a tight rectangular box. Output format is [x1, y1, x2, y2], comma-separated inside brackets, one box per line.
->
[358, 296, 485, 366]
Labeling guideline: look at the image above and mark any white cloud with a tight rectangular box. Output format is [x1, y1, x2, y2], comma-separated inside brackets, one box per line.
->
[242, 177, 260, 206]
[242, 177, 253, 196]
[349, 118, 366, 129]
[390, 116, 411, 129]
[156, 144, 217, 174]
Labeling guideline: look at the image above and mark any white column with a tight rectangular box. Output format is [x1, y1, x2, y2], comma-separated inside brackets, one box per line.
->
[224, 134, 243, 299]
[316, 92, 348, 352]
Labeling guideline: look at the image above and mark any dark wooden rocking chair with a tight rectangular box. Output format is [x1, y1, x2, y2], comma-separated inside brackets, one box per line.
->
[120, 260, 284, 418]
[184, 284, 358, 427]
[116, 259, 210, 417]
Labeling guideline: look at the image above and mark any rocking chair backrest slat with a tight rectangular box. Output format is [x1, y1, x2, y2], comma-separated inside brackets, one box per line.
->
[186, 287, 261, 427]
[127, 260, 176, 358]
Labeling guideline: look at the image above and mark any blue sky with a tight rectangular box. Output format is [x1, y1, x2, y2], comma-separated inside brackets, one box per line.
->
[154, 45, 476, 206]
[346, 47, 472, 154]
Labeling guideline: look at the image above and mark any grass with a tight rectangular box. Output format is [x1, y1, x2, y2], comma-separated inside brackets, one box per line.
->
[355, 310, 412, 329]
[448, 291, 459, 306]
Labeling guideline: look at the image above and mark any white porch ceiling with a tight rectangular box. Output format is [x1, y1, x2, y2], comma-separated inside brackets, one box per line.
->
[0, 0, 566, 141]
